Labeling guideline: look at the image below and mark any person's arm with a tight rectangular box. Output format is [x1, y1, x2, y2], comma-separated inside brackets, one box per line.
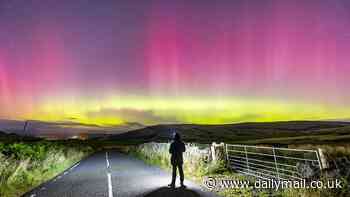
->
[182, 142, 186, 152]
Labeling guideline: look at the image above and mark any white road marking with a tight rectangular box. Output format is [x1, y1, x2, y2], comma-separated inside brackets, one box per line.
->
[30, 194, 36, 197]
[69, 163, 79, 171]
[107, 173, 113, 197]
[52, 162, 79, 184]
[106, 152, 110, 168]
[106, 151, 113, 197]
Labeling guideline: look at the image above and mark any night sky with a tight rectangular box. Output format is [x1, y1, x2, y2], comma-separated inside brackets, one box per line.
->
[1, 0, 350, 127]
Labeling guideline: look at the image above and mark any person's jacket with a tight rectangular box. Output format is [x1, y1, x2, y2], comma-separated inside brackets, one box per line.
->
[169, 140, 186, 165]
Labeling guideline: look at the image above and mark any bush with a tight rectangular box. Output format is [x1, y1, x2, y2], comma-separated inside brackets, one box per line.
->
[0, 141, 94, 197]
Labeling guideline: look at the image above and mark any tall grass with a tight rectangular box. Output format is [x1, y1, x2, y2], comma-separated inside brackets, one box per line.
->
[0, 140, 94, 197]
[289, 144, 350, 197]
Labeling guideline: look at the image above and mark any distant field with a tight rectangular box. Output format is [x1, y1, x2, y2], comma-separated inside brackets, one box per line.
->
[105, 121, 350, 145]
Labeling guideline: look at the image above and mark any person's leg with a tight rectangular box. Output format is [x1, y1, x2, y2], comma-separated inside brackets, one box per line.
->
[179, 164, 185, 187]
[169, 164, 176, 188]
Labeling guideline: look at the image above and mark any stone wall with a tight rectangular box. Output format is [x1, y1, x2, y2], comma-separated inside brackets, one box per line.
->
[136, 142, 212, 163]
[136, 142, 230, 162]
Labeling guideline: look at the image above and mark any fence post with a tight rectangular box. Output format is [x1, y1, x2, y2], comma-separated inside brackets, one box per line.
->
[225, 143, 229, 169]
[272, 147, 280, 179]
[211, 142, 216, 162]
[244, 145, 249, 172]
[317, 148, 327, 169]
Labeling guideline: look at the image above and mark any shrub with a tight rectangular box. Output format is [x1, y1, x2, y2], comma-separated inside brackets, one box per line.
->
[0, 141, 94, 197]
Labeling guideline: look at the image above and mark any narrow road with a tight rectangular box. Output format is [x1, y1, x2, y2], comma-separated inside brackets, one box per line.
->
[23, 151, 219, 197]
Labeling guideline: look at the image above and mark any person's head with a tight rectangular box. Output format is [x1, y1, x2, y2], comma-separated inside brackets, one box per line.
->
[174, 132, 181, 141]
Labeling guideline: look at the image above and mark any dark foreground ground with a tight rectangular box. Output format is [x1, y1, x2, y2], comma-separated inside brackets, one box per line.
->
[23, 151, 218, 197]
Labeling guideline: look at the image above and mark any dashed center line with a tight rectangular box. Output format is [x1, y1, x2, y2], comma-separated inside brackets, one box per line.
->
[107, 172, 113, 197]
[106, 151, 110, 168]
[106, 151, 113, 197]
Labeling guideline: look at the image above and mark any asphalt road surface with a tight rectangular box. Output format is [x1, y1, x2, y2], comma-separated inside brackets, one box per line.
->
[23, 151, 219, 197]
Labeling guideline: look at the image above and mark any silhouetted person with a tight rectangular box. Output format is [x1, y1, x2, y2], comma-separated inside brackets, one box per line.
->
[168, 132, 186, 189]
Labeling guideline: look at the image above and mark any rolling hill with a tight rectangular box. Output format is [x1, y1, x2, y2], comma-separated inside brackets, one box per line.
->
[106, 121, 350, 145]
[0, 130, 39, 142]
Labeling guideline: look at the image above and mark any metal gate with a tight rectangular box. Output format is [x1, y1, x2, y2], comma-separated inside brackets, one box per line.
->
[226, 144, 322, 180]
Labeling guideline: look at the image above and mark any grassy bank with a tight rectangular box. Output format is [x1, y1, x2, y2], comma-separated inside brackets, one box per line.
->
[0, 140, 95, 197]
[127, 143, 349, 197]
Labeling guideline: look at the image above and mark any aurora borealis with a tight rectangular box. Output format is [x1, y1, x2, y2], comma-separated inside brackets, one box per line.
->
[0, 0, 350, 127]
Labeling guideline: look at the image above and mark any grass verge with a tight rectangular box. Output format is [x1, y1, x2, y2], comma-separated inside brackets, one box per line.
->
[0, 140, 95, 197]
